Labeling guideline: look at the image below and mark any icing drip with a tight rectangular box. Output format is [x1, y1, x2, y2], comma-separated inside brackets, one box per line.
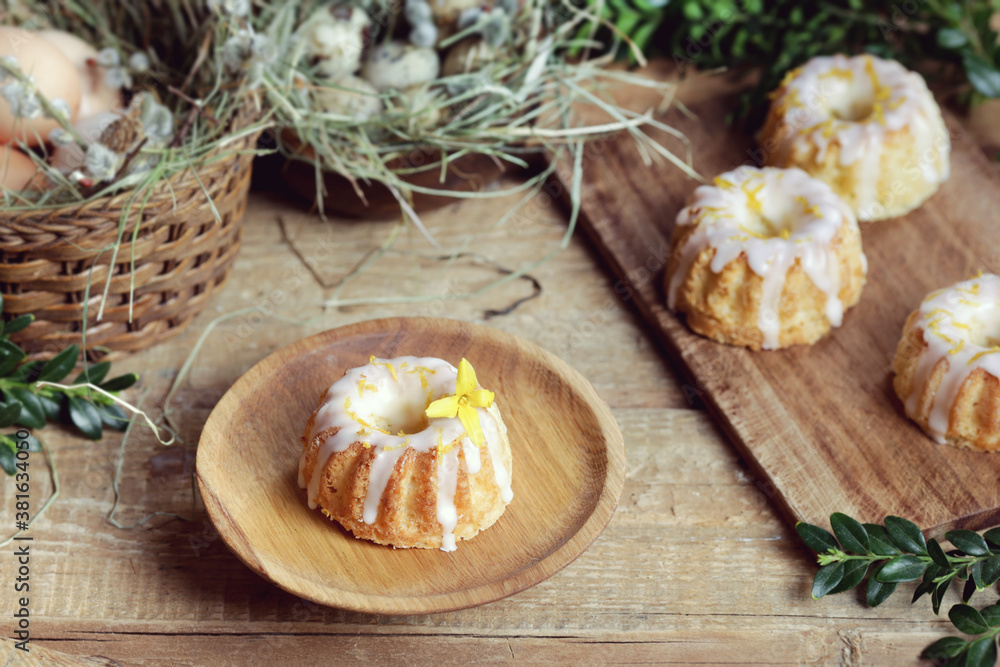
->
[298, 356, 511, 551]
[769, 54, 950, 200]
[903, 274, 1000, 443]
[668, 166, 862, 349]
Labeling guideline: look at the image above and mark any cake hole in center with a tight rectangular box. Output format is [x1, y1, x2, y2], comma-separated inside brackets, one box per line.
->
[968, 307, 1000, 348]
[742, 208, 800, 240]
[372, 403, 431, 436]
[829, 92, 876, 123]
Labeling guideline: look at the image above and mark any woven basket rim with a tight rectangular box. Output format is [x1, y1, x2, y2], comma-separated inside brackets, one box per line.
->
[2, 96, 264, 218]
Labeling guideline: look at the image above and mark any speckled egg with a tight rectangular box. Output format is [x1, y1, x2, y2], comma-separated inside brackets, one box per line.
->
[362, 41, 440, 91]
[312, 76, 383, 121]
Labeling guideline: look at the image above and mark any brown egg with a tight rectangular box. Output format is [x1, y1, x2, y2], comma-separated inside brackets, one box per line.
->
[0, 144, 39, 190]
[0, 26, 83, 146]
[38, 29, 123, 119]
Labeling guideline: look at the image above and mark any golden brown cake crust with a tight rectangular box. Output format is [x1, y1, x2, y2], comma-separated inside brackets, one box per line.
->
[665, 220, 866, 351]
[893, 312, 1000, 452]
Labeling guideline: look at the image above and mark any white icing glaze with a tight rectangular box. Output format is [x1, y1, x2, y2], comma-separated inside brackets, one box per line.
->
[667, 166, 864, 350]
[903, 274, 1000, 443]
[298, 356, 511, 552]
[768, 54, 950, 207]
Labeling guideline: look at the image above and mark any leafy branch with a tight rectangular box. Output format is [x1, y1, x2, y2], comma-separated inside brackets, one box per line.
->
[925, 600, 1000, 667]
[800, 513, 1000, 666]
[629, 1, 1000, 123]
[0, 295, 138, 476]
[798, 513, 1000, 614]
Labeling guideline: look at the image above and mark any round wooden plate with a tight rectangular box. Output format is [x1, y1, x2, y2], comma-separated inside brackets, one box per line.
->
[196, 317, 626, 615]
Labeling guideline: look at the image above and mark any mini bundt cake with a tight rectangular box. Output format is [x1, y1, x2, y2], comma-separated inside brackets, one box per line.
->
[298, 356, 513, 551]
[893, 274, 1000, 452]
[666, 166, 867, 350]
[760, 54, 950, 222]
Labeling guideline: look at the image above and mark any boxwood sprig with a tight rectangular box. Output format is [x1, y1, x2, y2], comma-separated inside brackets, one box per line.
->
[924, 600, 1000, 667]
[797, 513, 1000, 614]
[0, 296, 139, 475]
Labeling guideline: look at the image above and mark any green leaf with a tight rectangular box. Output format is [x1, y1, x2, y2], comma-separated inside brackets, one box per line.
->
[981, 605, 1000, 627]
[796, 522, 839, 554]
[925, 636, 969, 660]
[100, 373, 138, 392]
[965, 54, 1000, 98]
[73, 361, 111, 385]
[938, 27, 970, 49]
[23, 434, 40, 452]
[864, 523, 901, 556]
[0, 339, 26, 377]
[37, 394, 61, 421]
[933, 579, 952, 616]
[0, 443, 14, 476]
[972, 560, 987, 591]
[6, 387, 44, 429]
[965, 575, 979, 603]
[885, 516, 927, 554]
[830, 559, 868, 594]
[983, 528, 1000, 549]
[867, 566, 898, 607]
[831, 513, 870, 554]
[67, 396, 102, 441]
[877, 555, 928, 583]
[12, 360, 42, 383]
[982, 556, 1000, 588]
[37, 344, 79, 384]
[812, 562, 845, 599]
[0, 401, 21, 428]
[950, 604, 991, 635]
[965, 635, 997, 667]
[3, 314, 33, 336]
[98, 404, 130, 431]
[930, 538, 954, 569]
[949, 531, 993, 557]
[914, 577, 936, 604]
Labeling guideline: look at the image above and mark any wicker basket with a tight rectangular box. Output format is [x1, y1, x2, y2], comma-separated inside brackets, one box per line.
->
[0, 107, 262, 362]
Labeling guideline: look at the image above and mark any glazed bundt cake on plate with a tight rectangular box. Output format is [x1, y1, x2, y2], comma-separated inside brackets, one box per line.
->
[299, 355, 513, 551]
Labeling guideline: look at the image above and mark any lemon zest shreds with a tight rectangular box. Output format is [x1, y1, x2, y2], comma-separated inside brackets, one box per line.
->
[949, 340, 965, 355]
[969, 347, 1000, 365]
[369, 356, 398, 381]
[820, 67, 854, 82]
[742, 180, 766, 214]
[344, 396, 391, 435]
[796, 195, 822, 217]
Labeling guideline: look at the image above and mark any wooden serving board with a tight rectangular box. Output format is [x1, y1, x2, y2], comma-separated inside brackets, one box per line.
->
[560, 81, 1000, 537]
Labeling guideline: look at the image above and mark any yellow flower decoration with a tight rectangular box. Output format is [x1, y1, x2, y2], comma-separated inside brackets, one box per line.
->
[425, 358, 495, 447]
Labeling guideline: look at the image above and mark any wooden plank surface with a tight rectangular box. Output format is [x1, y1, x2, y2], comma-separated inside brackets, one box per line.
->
[560, 74, 1000, 537]
[1, 64, 991, 664]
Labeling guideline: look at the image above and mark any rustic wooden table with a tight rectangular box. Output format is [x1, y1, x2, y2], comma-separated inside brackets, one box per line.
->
[5, 69, 996, 665]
